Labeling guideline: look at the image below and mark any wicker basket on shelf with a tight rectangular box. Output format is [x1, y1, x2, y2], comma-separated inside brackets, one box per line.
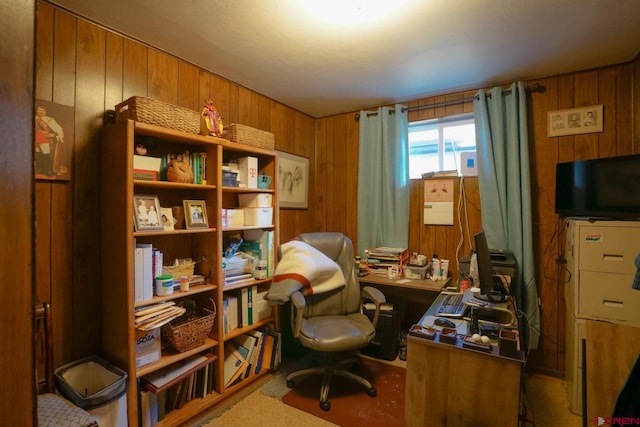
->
[162, 261, 195, 280]
[224, 123, 275, 150]
[161, 304, 216, 353]
[114, 96, 201, 134]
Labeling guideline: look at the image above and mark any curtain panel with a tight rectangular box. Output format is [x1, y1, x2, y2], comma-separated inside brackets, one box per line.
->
[473, 82, 540, 349]
[357, 104, 409, 257]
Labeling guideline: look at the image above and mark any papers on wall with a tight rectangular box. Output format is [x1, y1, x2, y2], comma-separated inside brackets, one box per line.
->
[423, 179, 454, 225]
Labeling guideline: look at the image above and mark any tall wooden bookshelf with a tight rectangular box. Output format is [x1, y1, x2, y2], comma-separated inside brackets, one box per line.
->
[101, 119, 279, 426]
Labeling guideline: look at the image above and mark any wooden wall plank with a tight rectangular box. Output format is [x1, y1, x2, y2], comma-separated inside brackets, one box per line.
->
[314, 118, 328, 232]
[599, 67, 617, 158]
[51, 7, 77, 366]
[345, 114, 359, 242]
[148, 49, 178, 104]
[105, 32, 124, 110]
[573, 71, 599, 159]
[211, 75, 230, 126]
[123, 39, 148, 98]
[237, 86, 251, 125]
[36, 3, 54, 100]
[73, 18, 106, 357]
[615, 64, 633, 156]
[177, 61, 199, 111]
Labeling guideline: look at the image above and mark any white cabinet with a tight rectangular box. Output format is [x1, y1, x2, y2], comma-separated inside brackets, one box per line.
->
[564, 219, 640, 416]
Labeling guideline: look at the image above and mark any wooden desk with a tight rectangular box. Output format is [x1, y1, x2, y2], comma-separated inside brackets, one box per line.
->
[359, 274, 446, 327]
[405, 303, 524, 427]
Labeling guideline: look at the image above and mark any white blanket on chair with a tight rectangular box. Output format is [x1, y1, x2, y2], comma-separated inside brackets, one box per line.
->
[266, 240, 345, 304]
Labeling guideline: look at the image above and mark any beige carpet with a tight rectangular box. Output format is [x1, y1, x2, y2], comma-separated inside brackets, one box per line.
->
[195, 365, 581, 427]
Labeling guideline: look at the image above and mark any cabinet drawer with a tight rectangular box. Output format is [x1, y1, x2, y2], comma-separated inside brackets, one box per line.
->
[578, 226, 640, 275]
[578, 271, 640, 323]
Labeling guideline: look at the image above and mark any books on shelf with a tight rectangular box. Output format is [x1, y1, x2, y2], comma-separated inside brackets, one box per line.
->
[242, 230, 275, 278]
[223, 342, 249, 387]
[140, 353, 217, 423]
[141, 353, 216, 394]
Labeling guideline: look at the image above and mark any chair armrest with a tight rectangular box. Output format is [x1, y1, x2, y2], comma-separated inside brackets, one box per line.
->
[361, 286, 386, 328]
[289, 291, 306, 338]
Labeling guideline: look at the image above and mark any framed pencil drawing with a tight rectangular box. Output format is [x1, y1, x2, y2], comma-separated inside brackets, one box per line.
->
[548, 104, 603, 137]
[278, 151, 309, 209]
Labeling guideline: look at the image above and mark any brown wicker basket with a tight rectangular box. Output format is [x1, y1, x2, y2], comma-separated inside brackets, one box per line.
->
[224, 124, 275, 150]
[161, 305, 216, 353]
[115, 96, 201, 134]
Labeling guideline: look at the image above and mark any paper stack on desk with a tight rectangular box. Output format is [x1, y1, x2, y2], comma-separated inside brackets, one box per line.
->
[365, 247, 409, 276]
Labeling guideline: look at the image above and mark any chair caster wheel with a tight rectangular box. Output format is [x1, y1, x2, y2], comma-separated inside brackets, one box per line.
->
[286, 379, 295, 388]
[367, 387, 377, 397]
[320, 400, 331, 411]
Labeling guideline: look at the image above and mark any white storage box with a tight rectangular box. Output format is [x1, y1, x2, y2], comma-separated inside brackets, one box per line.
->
[135, 328, 161, 368]
[238, 156, 258, 189]
[244, 207, 273, 226]
[404, 264, 429, 280]
[227, 209, 245, 227]
[238, 193, 272, 208]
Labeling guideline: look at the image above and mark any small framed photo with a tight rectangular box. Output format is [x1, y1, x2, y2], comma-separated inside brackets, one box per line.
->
[160, 207, 175, 231]
[183, 200, 209, 229]
[134, 195, 163, 231]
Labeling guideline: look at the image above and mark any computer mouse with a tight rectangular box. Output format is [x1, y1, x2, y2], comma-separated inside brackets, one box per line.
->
[434, 317, 456, 328]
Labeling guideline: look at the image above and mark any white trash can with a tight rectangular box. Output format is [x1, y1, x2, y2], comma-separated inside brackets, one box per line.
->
[55, 355, 128, 427]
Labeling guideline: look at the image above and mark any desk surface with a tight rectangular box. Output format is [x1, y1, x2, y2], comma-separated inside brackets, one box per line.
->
[358, 274, 447, 292]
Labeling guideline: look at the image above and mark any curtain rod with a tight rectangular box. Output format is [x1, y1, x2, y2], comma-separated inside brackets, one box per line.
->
[354, 82, 546, 120]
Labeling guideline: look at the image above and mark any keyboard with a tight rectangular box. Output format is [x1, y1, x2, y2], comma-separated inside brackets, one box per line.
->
[436, 293, 468, 317]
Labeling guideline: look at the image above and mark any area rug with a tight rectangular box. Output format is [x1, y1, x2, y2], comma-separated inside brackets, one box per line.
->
[281, 358, 405, 427]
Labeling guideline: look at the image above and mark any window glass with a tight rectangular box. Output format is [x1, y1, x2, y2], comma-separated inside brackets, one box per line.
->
[408, 114, 476, 179]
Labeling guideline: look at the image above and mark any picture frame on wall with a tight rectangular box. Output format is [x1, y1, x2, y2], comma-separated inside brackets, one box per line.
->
[133, 195, 164, 231]
[278, 151, 309, 209]
[35, 99, 75, 181]
[547, 104, 603, 137]
[183, 200, 209, 229]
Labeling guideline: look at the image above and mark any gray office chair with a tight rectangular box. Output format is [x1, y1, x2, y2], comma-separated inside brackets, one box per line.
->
[281, 232, 386, 411]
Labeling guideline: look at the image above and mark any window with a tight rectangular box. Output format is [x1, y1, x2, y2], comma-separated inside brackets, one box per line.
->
[408, 114, 476, 179]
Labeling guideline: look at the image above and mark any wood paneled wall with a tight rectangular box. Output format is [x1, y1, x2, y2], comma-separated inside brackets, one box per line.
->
[35, 1, 638, 377]
[35, 2, 315, 368]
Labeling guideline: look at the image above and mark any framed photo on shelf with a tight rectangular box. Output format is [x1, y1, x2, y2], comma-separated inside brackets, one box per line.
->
[184, 200, 209, 229]
[278, 151, 309, 209]
[160, 207, 175, 231]
[133, 195, 163, 231]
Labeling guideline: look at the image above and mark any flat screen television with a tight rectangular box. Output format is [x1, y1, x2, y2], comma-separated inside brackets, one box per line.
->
[555, 154, 640, 219]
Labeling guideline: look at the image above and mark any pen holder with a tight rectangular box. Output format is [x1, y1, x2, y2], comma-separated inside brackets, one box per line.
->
[499, 329, 519, 358]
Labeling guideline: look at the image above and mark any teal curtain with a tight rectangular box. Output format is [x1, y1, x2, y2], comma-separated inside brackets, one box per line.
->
[357, 104, 409, 256]
[473, 82, 540, 350]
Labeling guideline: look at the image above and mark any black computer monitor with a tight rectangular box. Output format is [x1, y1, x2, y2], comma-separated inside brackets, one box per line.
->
[473, 229, 507, 302]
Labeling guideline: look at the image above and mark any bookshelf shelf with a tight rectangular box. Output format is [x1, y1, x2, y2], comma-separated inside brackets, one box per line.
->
[102, 119, 279, 426]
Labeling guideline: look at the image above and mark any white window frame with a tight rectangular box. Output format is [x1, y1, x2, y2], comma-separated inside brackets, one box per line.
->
[408, 113, 476, 178]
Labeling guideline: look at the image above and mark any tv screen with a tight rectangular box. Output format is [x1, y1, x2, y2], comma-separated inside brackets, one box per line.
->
[555, 154, 640, 219]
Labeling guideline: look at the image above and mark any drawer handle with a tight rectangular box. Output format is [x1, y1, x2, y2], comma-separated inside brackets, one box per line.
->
[602, 253, 624, 262]
[603, 299, 624, 308]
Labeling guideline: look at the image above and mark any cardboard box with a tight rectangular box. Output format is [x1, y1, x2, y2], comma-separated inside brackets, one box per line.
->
[238, 193, 272, 208]
[226, 209, 245, 227]
[238, 156, 258, 189]
[135, 328, 161, 368]
[244, 207, 273, 226]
